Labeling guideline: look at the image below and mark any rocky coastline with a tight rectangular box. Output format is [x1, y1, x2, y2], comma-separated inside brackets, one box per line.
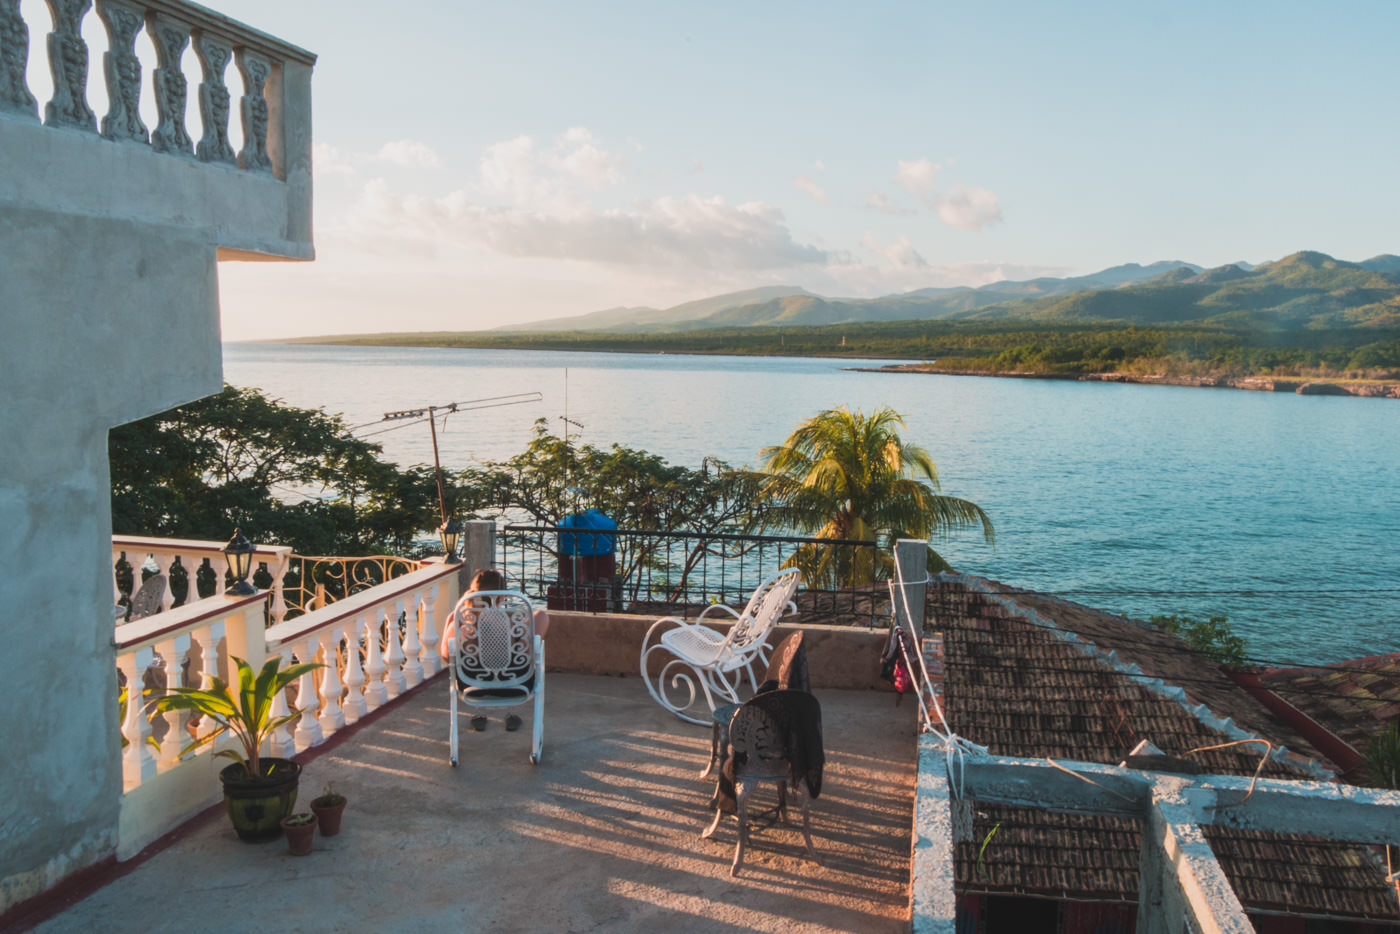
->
[855, 365, 1400, 398]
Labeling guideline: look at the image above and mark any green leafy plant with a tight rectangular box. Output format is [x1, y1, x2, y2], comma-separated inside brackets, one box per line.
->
[976, 822, 1001, 880]
[149, 655, 323, 778]
[312, 781, 346, 808]
[1364, 723, 1400, 790]
[283, 812, 316, 827]
[1149, 613, 1247, 667]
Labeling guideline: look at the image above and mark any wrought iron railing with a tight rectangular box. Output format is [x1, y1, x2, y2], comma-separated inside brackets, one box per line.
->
[500, 525, 887, 626]
[281, 555, 425, 619]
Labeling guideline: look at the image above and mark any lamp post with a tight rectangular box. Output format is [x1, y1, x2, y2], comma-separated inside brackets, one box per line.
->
[223, 529, 258, 596]
[439, 518, 462, 564]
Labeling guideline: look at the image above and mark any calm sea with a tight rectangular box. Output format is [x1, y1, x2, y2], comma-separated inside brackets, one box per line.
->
[223, 342, 1400, 665]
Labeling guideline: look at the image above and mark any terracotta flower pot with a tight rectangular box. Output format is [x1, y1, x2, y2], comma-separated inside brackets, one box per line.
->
[311, 796, 346, 836]
[220, 758, 301, 842]
[281, 813, 317, 856]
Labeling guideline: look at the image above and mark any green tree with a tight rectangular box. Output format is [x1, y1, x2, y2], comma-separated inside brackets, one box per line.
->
[1148, 614, 1247, 667]
[110, 385, 441, 556]
[753, 406, 993, 585]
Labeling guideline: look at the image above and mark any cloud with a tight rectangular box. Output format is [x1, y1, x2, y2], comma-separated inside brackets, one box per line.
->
[860, 232, 929, 269]
[313, 142, 356, 182]
[794, 174, 829, 204]
[937, 184, 1003, 231]
[372, 139, 444, 169]
[814, 160, 825, 172]
[895, 157, 941, 193]
[476, 129, 625, 211]
[866, 191, 915, 216]
[551, 127, 625, 188]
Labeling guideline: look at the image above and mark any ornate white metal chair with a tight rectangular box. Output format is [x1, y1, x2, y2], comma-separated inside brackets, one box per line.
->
[448, 590, 544, 765]
[703, 689, 824, 876]
[640, 568, 800, 725]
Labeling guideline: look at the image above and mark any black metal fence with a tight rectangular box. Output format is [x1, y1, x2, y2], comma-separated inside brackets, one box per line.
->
[500, 524, 889, 627]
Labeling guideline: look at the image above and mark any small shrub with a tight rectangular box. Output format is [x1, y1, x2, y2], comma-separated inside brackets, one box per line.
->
[1150, 613, 1247, 667]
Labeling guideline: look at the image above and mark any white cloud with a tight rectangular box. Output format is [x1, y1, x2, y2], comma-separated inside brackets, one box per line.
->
[813, 160, 825, 172]
[937, 184, 1003, 231]
[866, 191, 915, 216]
[895, 157, 941, 193]
[794, 174, 829, 204]
[861, 232, 929, 269]
[549, 128, 624, 188]
[313, 142, 356, 182]
[373, 139, 445, 169]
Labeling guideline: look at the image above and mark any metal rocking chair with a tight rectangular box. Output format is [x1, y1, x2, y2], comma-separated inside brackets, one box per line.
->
[639, 568, 800, 725]
[448, 590, 545, 766]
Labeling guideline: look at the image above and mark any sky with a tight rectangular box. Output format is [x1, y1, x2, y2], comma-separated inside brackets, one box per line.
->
[71, 0, 1400, 339]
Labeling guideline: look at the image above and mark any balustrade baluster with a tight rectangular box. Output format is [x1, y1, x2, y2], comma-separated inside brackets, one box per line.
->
[316, 627, 345, 735]
[152, 636, 182, 769]
[95, 0, 145, 143]
[233, 46, 270, 172]
[292, 639, 322, 751]
[0, 0, 38, 120]
[401, 594, 424, 688]
[191, 27, 234, 164]
[144, 10, 191, 156]
[267, 648, 295, 758]
[266, 557, 288, 626]
[119, 654, 155, 788]
[384, 606, 407, 698]
[342, 613, 367, 724]
[112, 550, 126, 606]
[43, 0, 95, 131]
[419, 585, 441, 677]
[151, 552, 175, 612]
[362, 612, 387, 709]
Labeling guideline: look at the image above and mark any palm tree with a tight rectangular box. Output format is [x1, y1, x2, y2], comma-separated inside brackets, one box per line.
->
[754, 406, 993, 586]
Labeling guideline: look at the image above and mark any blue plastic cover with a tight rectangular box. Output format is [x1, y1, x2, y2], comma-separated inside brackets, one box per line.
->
[559, 509, 617, 555]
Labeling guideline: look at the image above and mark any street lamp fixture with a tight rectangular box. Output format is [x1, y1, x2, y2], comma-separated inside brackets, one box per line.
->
[223, 529, 258, 596]
[439, 518, 463, 564]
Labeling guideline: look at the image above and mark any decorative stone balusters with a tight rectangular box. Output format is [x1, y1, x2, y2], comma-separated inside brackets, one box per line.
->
[342, 613, 368, 725]
[0, 0, 38, 120]
[120, 654, 156, 789]
[145, 10, 191, 156]
[400, 596, 424, 689]
[192, 28, 234, 164]
[316, 627, 345, 734]
[43, 0, 95, 131]
[96, 0, 145, 143]
[362, 613, 388, 708]
[267, 648, 296, 758]
[419, 585, 441, 678]
[234, 46, 270, 173]
[384, 607, 408, 698]
[153, 636, 183, 769]
[292, 637, 322, 751]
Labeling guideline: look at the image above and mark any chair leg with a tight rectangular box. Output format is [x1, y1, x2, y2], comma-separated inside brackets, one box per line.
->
[702, 805, 723, 840]
[449, 681, 458, 767]
[731, 781, 750, 877]
[795, 782, 821, 866]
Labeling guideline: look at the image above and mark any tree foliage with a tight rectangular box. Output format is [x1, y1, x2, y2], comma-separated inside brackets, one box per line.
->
[752, 406, 993, 585]
[1149, 613, 1247, 667]
[109, 385, 441, 556]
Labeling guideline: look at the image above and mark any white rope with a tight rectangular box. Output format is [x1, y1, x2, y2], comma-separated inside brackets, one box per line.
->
[888, 558, 985, 801]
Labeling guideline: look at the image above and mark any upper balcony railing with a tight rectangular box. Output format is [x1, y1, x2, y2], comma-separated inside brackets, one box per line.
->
[1, 0, 314, 180]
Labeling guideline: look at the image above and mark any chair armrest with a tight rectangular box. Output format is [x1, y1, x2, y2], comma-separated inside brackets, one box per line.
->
[697, 603, 743, 623]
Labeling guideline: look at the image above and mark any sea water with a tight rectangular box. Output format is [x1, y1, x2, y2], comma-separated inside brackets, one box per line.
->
[223, 342, 1400, 665]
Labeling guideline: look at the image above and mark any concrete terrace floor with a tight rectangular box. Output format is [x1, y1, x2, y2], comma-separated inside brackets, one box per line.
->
[30, 673, 919, 934]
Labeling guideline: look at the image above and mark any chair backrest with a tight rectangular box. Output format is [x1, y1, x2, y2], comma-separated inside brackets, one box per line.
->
[128, 572, 167, 621]
[729, 689, 823, 795]
[451, 590, 536, 689]
[758, 629, 809, 694]
[722, 568, 801, 659]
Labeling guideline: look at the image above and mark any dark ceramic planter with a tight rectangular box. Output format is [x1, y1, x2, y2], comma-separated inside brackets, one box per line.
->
[219, 758, 301, 842]
[281, 813, 317, 855]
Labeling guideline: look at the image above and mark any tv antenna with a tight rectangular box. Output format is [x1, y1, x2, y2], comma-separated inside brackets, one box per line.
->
[372, 392, 542, 527]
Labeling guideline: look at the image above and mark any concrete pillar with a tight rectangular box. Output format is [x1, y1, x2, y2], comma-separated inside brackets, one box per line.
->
[1138, 793, 1252, 934]
[461, 520, 497, 583]
[894, 539, 928, 644]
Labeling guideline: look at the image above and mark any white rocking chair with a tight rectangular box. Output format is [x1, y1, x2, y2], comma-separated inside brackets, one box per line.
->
[448, 590, 545, 766]
[640, 568, 800, 725]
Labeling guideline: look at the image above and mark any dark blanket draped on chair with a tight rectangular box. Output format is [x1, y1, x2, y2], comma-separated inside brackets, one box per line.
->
[712, 689, 824, 815]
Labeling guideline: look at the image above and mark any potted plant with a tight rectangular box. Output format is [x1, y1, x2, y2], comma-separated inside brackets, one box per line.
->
[150, 655, 322, 842]
[310, 781, 347, 836]
[281, 812, 318, 855]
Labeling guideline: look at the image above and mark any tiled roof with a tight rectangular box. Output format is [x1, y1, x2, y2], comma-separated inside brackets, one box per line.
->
[934, 576, 1399, 921]
[1261, 652, 1400, 761]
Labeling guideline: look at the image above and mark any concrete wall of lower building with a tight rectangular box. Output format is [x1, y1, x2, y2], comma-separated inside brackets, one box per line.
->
[0, 207, 224, 910]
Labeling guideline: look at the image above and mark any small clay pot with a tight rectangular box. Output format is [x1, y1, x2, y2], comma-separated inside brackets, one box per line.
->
[311, 796, 346, 836]
[281, 813, 317, 855]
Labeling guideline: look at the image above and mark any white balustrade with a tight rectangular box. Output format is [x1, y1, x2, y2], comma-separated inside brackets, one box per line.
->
[401, 596, 424, 689]
[342, 612, 368, 725]
[316, 626, 345, 735]
[384, 604, 408, 698]
[292, 635, 322, 752]
[111, 535, 291, 616]
[419, 582, 442, 678]
[0, 0, 314, 180]
[267, 647, 296, 759]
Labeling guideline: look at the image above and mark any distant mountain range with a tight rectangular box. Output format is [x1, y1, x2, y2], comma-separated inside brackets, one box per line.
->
[500, 251, 1400, 334]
